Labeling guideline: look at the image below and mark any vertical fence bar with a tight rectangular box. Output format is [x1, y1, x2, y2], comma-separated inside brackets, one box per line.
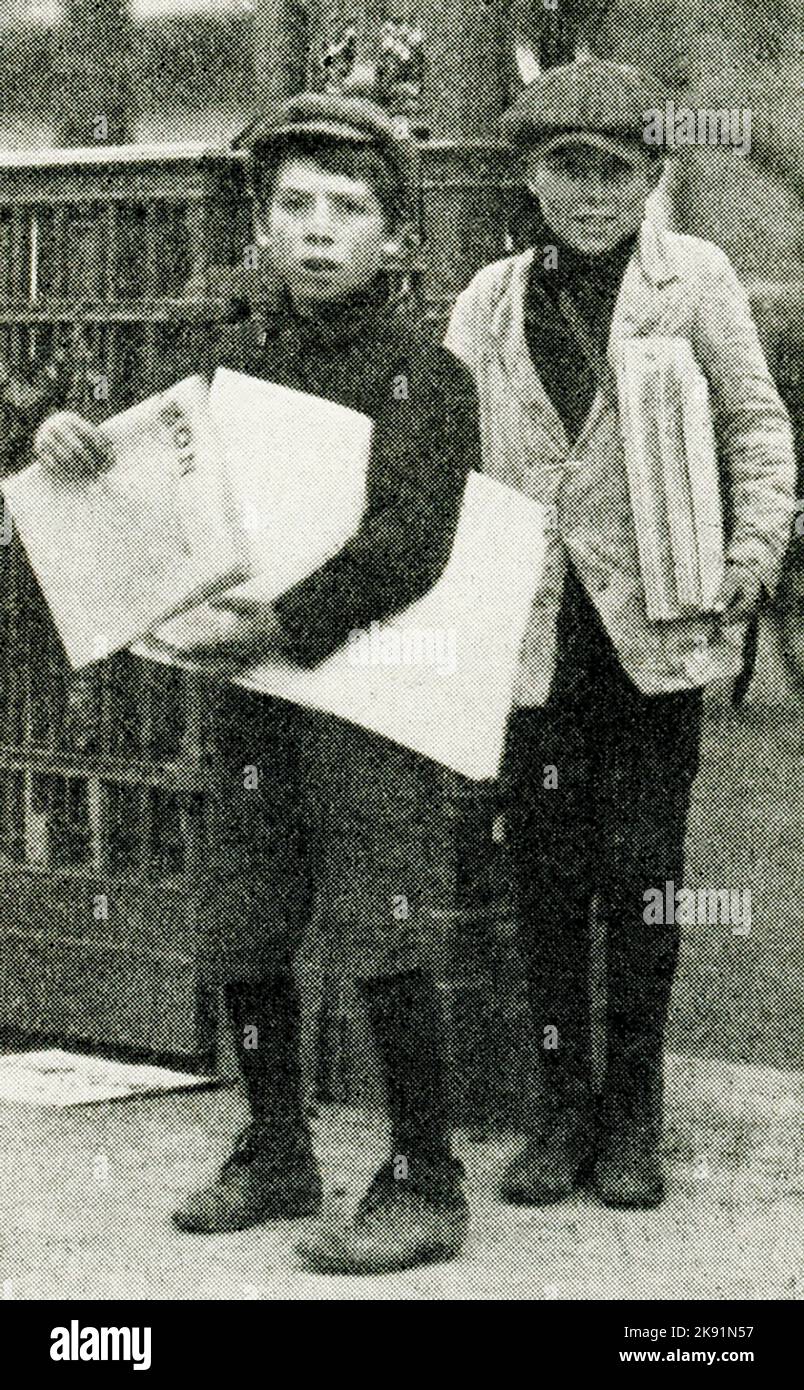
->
[105, 201, 118, 302]
[10, 208, 27, 306]
[51, 206, 69, 300]
[87, 776, 111, 875]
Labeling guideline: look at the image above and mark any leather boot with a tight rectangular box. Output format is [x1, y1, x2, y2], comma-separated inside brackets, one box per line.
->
[592, 910, 678, 1208]
[297, 1156, 468, 1275]
[593, 1066, 665, 1208]
[172, 1120, 323, 1233]
[500, 1079, 594, 1204]
[500, 894, 595, 1204]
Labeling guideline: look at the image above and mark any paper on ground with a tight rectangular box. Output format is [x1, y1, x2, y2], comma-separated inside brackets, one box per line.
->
[136, 471, 547, 781]
[0, 1049, 213, 1108]
[1, 376, 246, 668]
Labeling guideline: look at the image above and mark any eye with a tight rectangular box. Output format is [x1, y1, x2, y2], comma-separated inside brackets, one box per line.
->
[551, 154, 583, 179]
[276, 191, 309, 212]
[332, 195, 370, 216]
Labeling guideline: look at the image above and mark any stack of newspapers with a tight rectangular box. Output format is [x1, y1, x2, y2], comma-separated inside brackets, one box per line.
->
[2, 371, 547, 779]
[616, 336, 725, 623]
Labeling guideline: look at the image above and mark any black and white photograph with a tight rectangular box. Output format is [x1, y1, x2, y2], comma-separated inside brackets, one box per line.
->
[0, 0, 801, 1342]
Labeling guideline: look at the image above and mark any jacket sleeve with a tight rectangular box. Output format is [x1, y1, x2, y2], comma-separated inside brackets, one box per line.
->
[273, 346, 482, 666]
[691, 247, 796, 596]
[444, 279, 481, 373]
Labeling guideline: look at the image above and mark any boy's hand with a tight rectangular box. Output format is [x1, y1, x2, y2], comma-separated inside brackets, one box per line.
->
[712, 565, 764, 625]
[34, 412, 114, 481]
[175, 596, 289, 669]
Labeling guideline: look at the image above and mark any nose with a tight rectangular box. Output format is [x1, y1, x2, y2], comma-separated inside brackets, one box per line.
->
[583, 171, 608, 204]
[304, 195, 336, 244]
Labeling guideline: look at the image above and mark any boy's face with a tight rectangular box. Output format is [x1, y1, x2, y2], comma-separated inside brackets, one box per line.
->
[258, 156, 390, 305]
[525, 144, 662, 255]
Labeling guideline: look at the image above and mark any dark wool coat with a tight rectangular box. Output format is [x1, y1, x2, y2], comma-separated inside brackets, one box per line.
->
[160, 281, 481, 982]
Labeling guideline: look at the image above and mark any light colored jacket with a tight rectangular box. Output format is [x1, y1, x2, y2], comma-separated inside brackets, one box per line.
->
[445, 219, 796, 706]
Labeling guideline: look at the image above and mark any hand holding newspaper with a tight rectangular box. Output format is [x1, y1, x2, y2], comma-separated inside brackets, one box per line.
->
[1, 376, 247, 668]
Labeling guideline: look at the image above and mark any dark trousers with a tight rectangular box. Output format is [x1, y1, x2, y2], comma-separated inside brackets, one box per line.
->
[501, 569, 703, 1119]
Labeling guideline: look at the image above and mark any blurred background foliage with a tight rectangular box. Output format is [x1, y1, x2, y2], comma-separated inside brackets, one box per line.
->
[597, 0, 804, 277]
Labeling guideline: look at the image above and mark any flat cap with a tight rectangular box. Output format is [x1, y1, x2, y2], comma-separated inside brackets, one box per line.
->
[233, 92, 414, 203]
[501, 56, 670, 159]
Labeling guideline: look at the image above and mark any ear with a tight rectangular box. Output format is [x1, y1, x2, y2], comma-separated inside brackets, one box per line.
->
[381, 220, 420, 271]
[251, 206, 270, 248]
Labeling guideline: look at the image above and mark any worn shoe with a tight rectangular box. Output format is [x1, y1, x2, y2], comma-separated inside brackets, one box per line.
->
[592, 1123, 665, 1208]
[500, 1104, 594, 1205]
[296, 1157, 469, 1274]
[172, 1122, 323, 1233]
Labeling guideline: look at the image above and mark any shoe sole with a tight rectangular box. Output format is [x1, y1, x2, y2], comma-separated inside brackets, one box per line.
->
[172, 1195, 323, 1234]
[595, 1188, 665, 1210]
[297, 1236, 466, 1276]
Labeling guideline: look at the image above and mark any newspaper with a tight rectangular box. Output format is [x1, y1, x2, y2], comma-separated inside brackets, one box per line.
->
[135, 468, 548, 780]
[1, 375, 247, 667]
[149, 369, 373, 651]
[616, 336, 726, 622]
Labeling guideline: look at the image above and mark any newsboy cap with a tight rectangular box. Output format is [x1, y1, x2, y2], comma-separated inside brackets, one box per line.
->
[501, 56, 670, 161]
[233, 92, 415, 205]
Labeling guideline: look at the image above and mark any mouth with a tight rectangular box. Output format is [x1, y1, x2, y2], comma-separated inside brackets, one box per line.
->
[574, 214, 617, 228]
[299, 257, 341, 274]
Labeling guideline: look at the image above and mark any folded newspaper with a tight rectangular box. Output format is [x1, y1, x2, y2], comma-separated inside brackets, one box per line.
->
[616, 336, 725, 623]
[134, 369, 547, 780]
[148, 369, 373, 651]
[1, 376, 247, 667]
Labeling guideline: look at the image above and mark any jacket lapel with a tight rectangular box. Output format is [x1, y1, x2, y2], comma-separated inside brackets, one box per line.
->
[609, 220, 680, 344]
[572, 220, 683, 454]
[490, 249, 570, 454]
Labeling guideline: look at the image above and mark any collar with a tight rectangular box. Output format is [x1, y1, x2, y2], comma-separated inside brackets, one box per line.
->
[488, 218, 681, 451]
[528, 220, 639, 298]
[257, 273, 406, 351]
[492, 218, 679, 344]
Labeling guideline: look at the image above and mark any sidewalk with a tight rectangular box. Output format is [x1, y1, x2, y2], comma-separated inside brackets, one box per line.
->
[1, 1051, 802, 1301]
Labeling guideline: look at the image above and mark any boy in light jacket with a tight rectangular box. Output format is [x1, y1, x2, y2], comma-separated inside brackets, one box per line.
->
[446, 56, 795, 1208]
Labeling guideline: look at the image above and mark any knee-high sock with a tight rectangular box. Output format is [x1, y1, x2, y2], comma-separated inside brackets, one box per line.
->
[225, 974, 306, 1133]
[359, 970, 452, 1167]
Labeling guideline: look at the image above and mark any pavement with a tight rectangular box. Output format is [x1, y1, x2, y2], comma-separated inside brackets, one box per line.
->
[0, 626, 801, 1301]
[0, 1049, 802, 1301]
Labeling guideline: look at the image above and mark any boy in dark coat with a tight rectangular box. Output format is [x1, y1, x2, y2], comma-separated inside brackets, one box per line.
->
[34, 93, 480, 1274]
